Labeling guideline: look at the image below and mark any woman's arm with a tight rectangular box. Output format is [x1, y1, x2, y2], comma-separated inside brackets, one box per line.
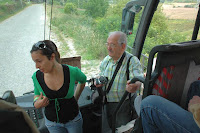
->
[74, 83, 85, 101]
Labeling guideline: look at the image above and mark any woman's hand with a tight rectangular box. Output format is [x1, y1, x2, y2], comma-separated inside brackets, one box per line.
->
[34, 93, 49, 109]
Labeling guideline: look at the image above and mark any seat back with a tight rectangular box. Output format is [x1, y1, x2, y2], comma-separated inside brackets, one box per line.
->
[60, 56, 81, 69]
[111, 41, 200, 133]
[143, 40, 200, 109]
[0, 100, 40, 133]
[131, 40, 200, 133]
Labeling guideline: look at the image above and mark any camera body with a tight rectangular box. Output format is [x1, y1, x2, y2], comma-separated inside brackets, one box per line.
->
[96, 76, 108, 85]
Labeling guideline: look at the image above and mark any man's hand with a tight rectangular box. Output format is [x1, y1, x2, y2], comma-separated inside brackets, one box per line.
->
[126, 80, 141, 93]
[94, 77, 104, 88]
[188, 95, 200, 112]
[34, 93, 49, 109]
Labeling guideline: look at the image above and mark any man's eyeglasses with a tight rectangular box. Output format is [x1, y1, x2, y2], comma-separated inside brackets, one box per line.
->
[105, 43, 116, 48]
[34, 41, 47, 49]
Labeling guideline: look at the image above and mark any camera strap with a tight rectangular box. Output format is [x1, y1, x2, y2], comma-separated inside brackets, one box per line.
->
[105, 52, 126, 94]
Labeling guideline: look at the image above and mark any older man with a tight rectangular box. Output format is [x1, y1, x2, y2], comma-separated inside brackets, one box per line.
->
[96, 31, 143, 130]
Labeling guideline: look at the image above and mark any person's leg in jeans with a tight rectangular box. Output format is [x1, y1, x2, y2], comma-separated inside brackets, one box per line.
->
[65, 111, 83, 133]
[45, 111, 83, 133]
[141, 95, 200, 133]
[45, 117, 68, 133]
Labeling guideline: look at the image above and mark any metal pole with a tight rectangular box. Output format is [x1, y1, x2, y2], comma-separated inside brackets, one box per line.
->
[192, 4, 200, 40]
[20, 0, 23, 8]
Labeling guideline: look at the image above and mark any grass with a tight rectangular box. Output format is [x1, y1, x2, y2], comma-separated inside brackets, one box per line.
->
[168, 19, 195, 32]
[49, 5, 107, 60]
[54, 28, 70, 57]
[167, 19, 197, 40]
[0, 2, 30, 22]
[0, 0, 15, 4]
[48, 3, 197, 61]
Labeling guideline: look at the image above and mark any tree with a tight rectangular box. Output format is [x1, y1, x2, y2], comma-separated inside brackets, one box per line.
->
[67, 0, 87, 8]
[64, 3, 77, 14]
[85, 0, 109, 18]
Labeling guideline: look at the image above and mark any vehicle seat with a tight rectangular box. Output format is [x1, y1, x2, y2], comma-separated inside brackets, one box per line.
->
[130, 40, 200, 133]
[111, 40, 200, 133]
[2, 90, 17, 104]
[144, 40, 200, 108]
[0, 91, 40, 133]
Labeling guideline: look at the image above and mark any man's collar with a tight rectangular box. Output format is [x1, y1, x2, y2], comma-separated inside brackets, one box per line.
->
[108, 51, 126, 64]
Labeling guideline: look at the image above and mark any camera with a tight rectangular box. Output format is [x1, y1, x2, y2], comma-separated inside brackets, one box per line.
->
[96, 76, 108, 85]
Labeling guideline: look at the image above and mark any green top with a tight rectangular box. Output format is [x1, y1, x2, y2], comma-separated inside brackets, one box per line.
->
[32, 65, 86, 123]
[32, 65, 87, 99]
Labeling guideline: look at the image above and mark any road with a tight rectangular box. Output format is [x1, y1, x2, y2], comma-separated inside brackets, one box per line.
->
[0, 4, 48, 97]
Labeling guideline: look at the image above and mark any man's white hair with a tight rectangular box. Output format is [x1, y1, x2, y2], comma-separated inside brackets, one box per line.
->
[109, 31, 127, 46]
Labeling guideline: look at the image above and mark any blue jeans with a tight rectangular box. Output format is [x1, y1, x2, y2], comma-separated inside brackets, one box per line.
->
[141, 95, 200, 133]
[45, 111, 83, 133]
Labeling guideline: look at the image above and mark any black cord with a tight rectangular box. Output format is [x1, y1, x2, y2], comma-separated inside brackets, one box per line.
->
[49, 0, 53, 40]
[44, 0, 47, 40]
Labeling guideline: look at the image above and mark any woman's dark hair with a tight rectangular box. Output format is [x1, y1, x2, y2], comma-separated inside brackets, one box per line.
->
[30, 40, 60, 63]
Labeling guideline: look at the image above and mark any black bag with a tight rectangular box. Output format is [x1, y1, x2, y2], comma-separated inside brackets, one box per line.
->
[91, 87, 104, 105]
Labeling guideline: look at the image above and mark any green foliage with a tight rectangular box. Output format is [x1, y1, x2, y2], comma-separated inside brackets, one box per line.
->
[143, 4, 187, 54]
[143, 31, 186, 54]
[166, 0, 197, 2]
[51, 7, 107, 59]
[0, 1, 27, 22]
[52, 0, 62, 6]
[51, 0, 195, 61]
[184, 4, 196, 8]
[108, 0, 129, 17]
[64, 3, 77, 14]
[67, 0, 87, 8]
[66, 0, 78, 7]
[147, 5, 168, 38]
[85, 0, 109, 18]
[168, 19, 195, 33]
[0, 0, 15, 4]
[95, 15, 121, 38]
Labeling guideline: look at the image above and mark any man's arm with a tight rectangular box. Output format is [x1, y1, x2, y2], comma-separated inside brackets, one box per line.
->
[126, 55, 143, 93]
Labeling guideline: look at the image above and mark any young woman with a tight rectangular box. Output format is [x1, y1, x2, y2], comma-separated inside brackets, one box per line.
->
[31, 40, 86, 133]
